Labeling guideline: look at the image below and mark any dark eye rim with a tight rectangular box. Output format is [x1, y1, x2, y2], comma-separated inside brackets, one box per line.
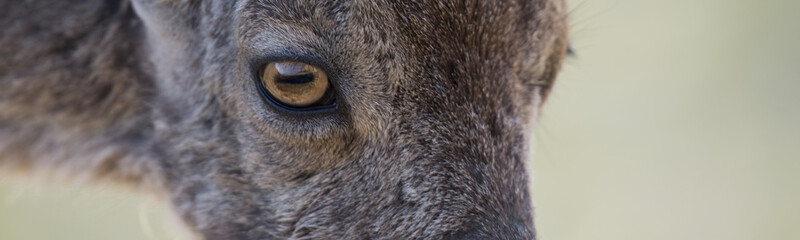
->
[251, 55, 339, 114]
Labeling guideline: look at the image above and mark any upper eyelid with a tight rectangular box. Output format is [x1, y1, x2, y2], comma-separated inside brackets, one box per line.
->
[249, 52, 336, 85]
[274, 62, 306, 75]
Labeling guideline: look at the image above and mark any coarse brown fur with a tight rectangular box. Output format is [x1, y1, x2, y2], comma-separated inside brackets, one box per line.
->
[0, 0, 569, 239]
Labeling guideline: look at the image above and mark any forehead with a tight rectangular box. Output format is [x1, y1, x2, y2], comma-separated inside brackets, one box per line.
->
[236, 0, 539, 24]
[236, 0, 558, 51]
[233, 0, 568, 106]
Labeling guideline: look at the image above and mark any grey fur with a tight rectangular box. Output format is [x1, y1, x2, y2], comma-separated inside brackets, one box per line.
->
[0, 0, 569, 239]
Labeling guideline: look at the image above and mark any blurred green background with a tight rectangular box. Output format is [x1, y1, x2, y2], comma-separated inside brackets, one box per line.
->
[2, 0, 799, 239]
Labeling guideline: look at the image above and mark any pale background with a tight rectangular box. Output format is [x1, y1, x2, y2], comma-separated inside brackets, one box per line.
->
[2, 0, 799, 239]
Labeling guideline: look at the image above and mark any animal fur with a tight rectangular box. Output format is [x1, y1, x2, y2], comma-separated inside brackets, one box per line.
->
[0, 0, 569, 239]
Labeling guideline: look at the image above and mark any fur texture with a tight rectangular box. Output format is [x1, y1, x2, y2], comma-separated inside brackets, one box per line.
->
[0, 0, 568, 239]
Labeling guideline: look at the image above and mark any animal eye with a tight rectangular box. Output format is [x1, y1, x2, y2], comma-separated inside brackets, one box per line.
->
[259, 61, 333, 110]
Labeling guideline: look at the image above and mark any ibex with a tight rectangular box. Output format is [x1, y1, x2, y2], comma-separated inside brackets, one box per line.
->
[0, 0, 569, 239]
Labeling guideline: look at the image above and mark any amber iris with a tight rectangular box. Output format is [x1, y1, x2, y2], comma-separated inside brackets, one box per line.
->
[260, 61, 330, 108]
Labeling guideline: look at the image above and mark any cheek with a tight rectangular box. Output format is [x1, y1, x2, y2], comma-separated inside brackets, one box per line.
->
[232, 117, 358, 187]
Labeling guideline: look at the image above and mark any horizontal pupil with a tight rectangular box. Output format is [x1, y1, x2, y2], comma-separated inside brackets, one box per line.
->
[275, 73, 314, 84]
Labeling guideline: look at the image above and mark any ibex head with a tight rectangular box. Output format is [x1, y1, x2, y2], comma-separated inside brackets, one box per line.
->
[0, 0, 568, 239]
